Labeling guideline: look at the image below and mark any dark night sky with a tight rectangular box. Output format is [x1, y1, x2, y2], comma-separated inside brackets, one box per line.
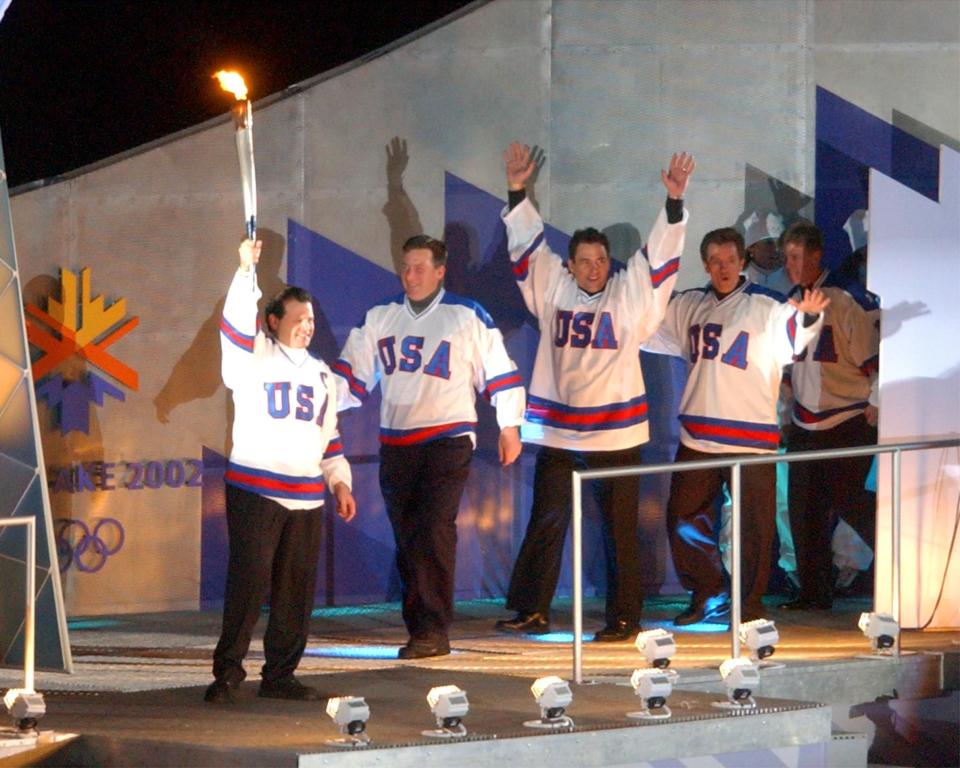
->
[0, 0, 475, 189]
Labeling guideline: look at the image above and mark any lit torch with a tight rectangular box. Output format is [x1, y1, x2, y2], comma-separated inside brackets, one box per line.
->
[214, 70, 257, 240]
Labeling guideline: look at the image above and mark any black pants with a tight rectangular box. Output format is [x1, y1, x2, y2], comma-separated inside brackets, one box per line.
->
[379, 436, 473, 641]
[212, 485, 323, 684]
[788, 414, 877, 605]
[667, 444, 775, 615]
[505, 444, 644, 625]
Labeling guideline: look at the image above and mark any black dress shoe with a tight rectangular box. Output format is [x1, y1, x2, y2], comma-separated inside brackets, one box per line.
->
[494, 612, 550, 635]
[203, 679, 233, 704]
[203, 668, 244, 703]
[258, 676, 320, 701]
[593, 620, 639, 642]
[673, 603, 707, 626]
[779, 597, 831, 611]
[397, 637, 451, 659]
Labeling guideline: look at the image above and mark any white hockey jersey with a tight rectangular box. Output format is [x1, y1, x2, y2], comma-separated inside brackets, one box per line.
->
[333, 289, 524, 445]
[789, 270, 880, 431]
[644, 279, 822, 454]
[220, 267, 351, 510]
[502, 197, 687, 452]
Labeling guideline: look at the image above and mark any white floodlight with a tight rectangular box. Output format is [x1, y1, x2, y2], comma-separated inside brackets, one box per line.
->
[738, 618, 782, 667]
[636, 629, 676, 670]
[423, 685, 469, 738]
[324, 696, 370, 747]
[3, 688, 45, 735]
[626, 668, 673, 720]
[525, 676, 575, 729]
[858, 612, 899, 653]
[712, 658, 759, 709]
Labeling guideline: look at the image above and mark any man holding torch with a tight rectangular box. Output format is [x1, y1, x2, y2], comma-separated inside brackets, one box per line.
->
[206, 238, 356, 704]
[206, 73, 355, 704]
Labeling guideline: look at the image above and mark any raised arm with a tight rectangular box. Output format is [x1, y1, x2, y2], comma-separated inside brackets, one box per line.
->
[220, 239, 264, 389]
[501, 141, 564, 320]
[238, 238, 261, 272]
[504, 141, 538, 192]
[661, 153, 696, 200]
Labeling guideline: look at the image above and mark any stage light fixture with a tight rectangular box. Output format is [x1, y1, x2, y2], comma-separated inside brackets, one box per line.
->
[626, 668, 673, 720]
[3, 688, 45, 734]
[738, 618, 781, 666]
[713, 657, 759, 709]
[636, 628, 677, 669]
[324, 696, 371, 747]
[525, 675, 575, 729]
[423, 685, 469, 738]
[858, 611, 899, 653]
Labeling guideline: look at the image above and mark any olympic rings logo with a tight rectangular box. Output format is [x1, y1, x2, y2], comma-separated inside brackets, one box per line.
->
[56, 518, 125, 573]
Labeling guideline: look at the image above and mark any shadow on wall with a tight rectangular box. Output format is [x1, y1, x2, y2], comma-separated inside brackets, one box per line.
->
[149, 228, 329, 455]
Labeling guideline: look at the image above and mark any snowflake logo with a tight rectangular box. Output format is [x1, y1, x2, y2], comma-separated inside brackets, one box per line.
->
[25, 267, 139, 435]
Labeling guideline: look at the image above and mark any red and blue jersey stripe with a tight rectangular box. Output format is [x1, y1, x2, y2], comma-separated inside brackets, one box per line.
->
[483, 370, 523, 401]
[512, 231, 543, 282]
[793, 401, 869, 425]
[332, 359, 369, 401]
[785, 313, 797, 349]
[225, 463, 326, 502]
[220, 316, 255, 352]
[379, 421, 476, 446]
[323, 434, 344, 459]
[525, 394, 648, 432]
[680, 414, 779, 450]
[859, 354, 879, 376]
[650, 257, 679, 288]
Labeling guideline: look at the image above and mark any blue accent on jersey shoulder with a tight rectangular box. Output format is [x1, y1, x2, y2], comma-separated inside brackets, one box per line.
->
[440, 291, 498, 329]
[744, 282, 788, 302]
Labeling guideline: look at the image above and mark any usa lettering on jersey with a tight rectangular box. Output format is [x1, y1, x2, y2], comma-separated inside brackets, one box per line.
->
[554, 310, 619, 349]
[264, 379, 332, 425]
[377, 335, 453, 379]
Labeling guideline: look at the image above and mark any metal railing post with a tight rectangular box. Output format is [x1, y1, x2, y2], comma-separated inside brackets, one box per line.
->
[563, 437, 959, 681]
[730, 461, 742, 659]
[892, 448, 902, 657]
[572, 470, 584, 684]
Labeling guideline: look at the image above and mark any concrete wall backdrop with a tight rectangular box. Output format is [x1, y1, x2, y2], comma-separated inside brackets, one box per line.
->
[7, 0, 959, 624]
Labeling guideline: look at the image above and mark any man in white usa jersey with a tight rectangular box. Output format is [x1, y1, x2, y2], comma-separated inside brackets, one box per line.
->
[779, 221, 880, 611]
[644, 228, 828, 625]
[206, 239, 356, 705]
[494, 142, 694, 642]
[333, 235, 524, 659]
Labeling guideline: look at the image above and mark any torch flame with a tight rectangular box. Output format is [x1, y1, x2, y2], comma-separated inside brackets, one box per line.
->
[214, 70, 248, 101]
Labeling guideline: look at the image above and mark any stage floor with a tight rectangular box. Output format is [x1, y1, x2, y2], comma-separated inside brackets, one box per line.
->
[1, 595, 958, 767]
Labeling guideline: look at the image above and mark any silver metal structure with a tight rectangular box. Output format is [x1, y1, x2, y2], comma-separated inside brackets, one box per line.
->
[570, 437, 960, 683]
[0, 516, 37, 693]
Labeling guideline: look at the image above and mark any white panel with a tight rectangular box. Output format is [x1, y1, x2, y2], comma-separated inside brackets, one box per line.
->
[869, 147, 960, 629]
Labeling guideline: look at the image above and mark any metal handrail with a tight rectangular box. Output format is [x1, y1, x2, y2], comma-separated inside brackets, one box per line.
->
[570, 436, 960, 683]
[0, 516, 37, 693]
